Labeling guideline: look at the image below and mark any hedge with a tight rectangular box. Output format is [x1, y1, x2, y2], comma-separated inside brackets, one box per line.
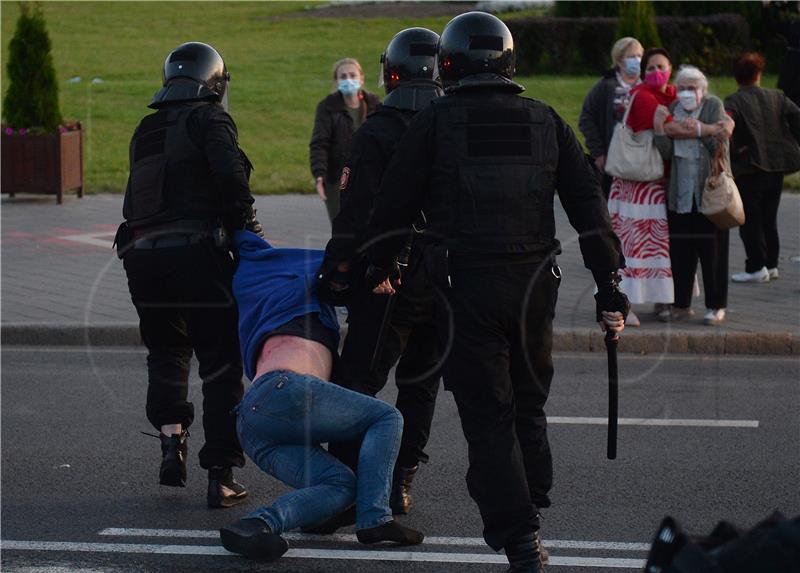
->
[508, 14, 751, 76]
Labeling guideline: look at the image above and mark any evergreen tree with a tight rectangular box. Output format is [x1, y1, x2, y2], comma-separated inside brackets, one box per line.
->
[2, 3, 62, 131]
[617, 1, 663, 50]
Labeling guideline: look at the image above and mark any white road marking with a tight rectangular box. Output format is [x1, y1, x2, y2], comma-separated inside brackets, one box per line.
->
[97, 528, 650, 551]
[1, 540, 646, 568]
[56, 232, 115, 249]
[549, 416, 759, 428]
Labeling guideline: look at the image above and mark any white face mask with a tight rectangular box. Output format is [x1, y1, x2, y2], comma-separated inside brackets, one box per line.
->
[678, 89, 700, 111]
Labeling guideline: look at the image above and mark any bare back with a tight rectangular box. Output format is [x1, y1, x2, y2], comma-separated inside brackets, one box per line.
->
[254, 335, 333, 381]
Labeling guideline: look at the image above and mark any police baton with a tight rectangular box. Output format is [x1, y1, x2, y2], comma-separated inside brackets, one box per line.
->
[605, 329, 619, 460]
[369, 233, 415, 373]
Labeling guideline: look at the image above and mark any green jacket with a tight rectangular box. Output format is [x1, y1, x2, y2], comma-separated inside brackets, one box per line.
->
[724, 85, 800, 177]
[654, 95, 728, 213]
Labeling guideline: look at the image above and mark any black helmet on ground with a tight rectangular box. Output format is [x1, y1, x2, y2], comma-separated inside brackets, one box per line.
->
[437, 11, 520, 92]
[381, 27, 444, 111]
[149, 42, 231, 109]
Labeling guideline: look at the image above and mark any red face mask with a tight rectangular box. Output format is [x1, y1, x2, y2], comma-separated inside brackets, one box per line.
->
[645, 69, 671, 88]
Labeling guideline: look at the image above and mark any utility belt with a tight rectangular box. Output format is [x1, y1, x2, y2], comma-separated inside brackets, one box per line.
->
[114, 220, 227, 258]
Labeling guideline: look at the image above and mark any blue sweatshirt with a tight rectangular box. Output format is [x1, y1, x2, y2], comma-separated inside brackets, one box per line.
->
[232, 230, 339, 380]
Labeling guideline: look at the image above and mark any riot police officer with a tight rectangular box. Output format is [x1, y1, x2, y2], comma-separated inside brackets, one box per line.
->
[317, 27, 444, 520]
[118, 41, 259, 508]
[364, 13, 629, 573]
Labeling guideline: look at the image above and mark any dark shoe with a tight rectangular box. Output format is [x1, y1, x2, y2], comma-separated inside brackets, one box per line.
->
[300, 505, 356, 534]
[505, 530, 546, 572]
[220, 518, 288, 561]
[159, 431, 188, 487]
[389, 465, 418, 515]
[356, 520, 424, 546]
[208, 466, 248, 508]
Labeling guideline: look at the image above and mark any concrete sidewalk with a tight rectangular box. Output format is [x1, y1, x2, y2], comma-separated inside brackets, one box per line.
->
[2, 193, 798, 354]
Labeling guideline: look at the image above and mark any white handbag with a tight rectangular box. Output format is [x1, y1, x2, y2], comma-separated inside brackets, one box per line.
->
[605, 92, 665, 182]
[701, 144, 745, 230]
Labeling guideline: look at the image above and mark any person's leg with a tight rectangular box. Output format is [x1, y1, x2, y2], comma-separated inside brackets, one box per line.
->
[735, 172, 768, 273]
[444, 267, 538, 552]
[124, 249, 194, 486]
[668, 211, 699, 309]
[695, 213, 729, 311]
[761, 173, 784, 271]
[182, 244, 245, 471]
[509, 263, 558, 514]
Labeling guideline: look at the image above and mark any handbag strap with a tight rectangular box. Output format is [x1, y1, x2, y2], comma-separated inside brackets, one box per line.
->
[620, 91, 638, 128]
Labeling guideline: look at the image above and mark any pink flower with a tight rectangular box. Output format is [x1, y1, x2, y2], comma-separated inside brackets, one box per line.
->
[18, 128, 26, 135]
[4, 127, 12, 136]
[59, 126, 68, 133]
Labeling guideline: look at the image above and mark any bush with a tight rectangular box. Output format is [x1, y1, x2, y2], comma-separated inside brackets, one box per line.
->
[617, 1, 662, 50]
[2, 2, 62, 131]
[508, 14, 750, 76]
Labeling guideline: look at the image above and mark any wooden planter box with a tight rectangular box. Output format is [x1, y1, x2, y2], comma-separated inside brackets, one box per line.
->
[1, 123, 84, 204]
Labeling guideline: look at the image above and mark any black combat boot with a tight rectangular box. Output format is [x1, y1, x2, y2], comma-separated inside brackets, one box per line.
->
[220, 517, 288, 560]
[208, 466, 248, 508]
[504, 530, 547, 572]
[159, 431, 188, 487]
[389, 465, 418, 515]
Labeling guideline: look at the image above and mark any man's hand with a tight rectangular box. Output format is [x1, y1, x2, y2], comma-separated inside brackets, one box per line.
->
[594, 271, 631, 339]
[245, 208, 266, 239]
[594, 154, 606, 173]
[315, 177, 327, 201]
[364, 261, 401, 293]
[599, 311, 626, 338]
[317, 260, 352, 306]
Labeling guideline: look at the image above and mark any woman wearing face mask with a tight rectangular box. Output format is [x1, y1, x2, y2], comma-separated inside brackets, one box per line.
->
[653, 65, 734, 326]
[310, 58, 380, 223]
[579, 36, 644, 199]
[606, 47, 676, 326]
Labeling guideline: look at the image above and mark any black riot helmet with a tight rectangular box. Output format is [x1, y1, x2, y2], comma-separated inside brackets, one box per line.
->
[438, 12, 516, 89]
[381, 27, 440, 93]
[149, 42, 231, 110]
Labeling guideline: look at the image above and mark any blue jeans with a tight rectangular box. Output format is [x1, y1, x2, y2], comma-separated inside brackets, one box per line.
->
[236, 370, 403, 533]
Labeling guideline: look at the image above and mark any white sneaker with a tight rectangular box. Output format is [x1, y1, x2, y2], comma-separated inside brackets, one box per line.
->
[703, 308, 726, 326]
[768, 267, 779, 280]
[731, 267, 769, 283]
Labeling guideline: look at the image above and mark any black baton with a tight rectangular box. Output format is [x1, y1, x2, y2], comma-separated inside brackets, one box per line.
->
[606, 329, 619, 460]
[369, 234, 414, 373]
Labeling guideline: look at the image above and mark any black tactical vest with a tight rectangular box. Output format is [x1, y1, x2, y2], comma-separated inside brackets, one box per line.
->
[123, 104, 219, 229]
[425, 90, 559, 256]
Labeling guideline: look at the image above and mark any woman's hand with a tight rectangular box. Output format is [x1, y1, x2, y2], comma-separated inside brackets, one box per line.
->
[315, 177, 327, 201]
[653, 105, 670, 134]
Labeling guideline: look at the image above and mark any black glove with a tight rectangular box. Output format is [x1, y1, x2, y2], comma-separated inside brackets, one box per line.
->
[316, 259, 354, 307]
[593, 271, 631, 323]
[364, 261, 401, 291]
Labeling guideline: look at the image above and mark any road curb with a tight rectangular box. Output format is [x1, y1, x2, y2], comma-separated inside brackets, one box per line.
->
[2, 323, 796, 355]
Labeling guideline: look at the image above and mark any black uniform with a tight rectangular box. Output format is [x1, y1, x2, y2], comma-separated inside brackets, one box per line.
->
[121, 100, 254, 470]
[323, 104, 441, 471]
[367, 83, 624, 550]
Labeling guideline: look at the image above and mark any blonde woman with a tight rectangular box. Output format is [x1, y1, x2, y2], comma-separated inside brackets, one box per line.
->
[309, 58, 380, 223]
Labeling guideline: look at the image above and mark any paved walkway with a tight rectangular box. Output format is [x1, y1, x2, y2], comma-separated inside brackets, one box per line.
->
[2, 193, 798, 353]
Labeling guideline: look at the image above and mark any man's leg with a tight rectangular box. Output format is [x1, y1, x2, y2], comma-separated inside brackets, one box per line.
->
[761, 173, 784, 271]
[736, 173, 768, 273]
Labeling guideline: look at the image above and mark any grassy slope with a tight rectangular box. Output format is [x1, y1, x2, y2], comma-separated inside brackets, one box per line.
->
[2, 2, 793, 193]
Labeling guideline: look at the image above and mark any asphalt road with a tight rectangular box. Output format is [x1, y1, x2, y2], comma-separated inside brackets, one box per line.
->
[2, 347, 798, 572]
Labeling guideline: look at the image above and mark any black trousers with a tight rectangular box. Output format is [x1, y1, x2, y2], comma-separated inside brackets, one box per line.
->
[441, 260, 559, 551]
[123, 241, 245, 469]
[735, 171, 784, 273]
[330, 258, 441, 470]
[667, 210, 729, 310]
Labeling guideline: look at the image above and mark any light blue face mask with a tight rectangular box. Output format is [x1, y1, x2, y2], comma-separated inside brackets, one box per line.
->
[337, 78, 362, 97]
[623, 57, 641, 77]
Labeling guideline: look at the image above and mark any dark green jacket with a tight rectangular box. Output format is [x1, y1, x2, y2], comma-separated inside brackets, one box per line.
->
[724, 86, 800, 177]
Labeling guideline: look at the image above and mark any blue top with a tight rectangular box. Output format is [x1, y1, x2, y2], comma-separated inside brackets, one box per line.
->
[232, 230, 339, 380]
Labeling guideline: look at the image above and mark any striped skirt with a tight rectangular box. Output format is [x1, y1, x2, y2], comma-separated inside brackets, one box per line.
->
[608, 177, 674, 305]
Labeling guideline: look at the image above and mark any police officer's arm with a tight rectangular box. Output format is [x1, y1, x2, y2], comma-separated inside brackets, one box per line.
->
[552, 109, 623, 272]
[366, 108, 434, 269]
[199, 108, 256, 230]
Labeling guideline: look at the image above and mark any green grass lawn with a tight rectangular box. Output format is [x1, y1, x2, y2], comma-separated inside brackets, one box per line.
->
[2, 2, 794, 193]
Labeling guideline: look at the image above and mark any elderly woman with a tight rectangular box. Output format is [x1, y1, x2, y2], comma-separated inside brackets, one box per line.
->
[725, 53, 800, 283]
[654, 66, 734, 325]
[607, 47, 676, 326]
[309, 58, 380, 224]
[579, 36, 644, 198]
